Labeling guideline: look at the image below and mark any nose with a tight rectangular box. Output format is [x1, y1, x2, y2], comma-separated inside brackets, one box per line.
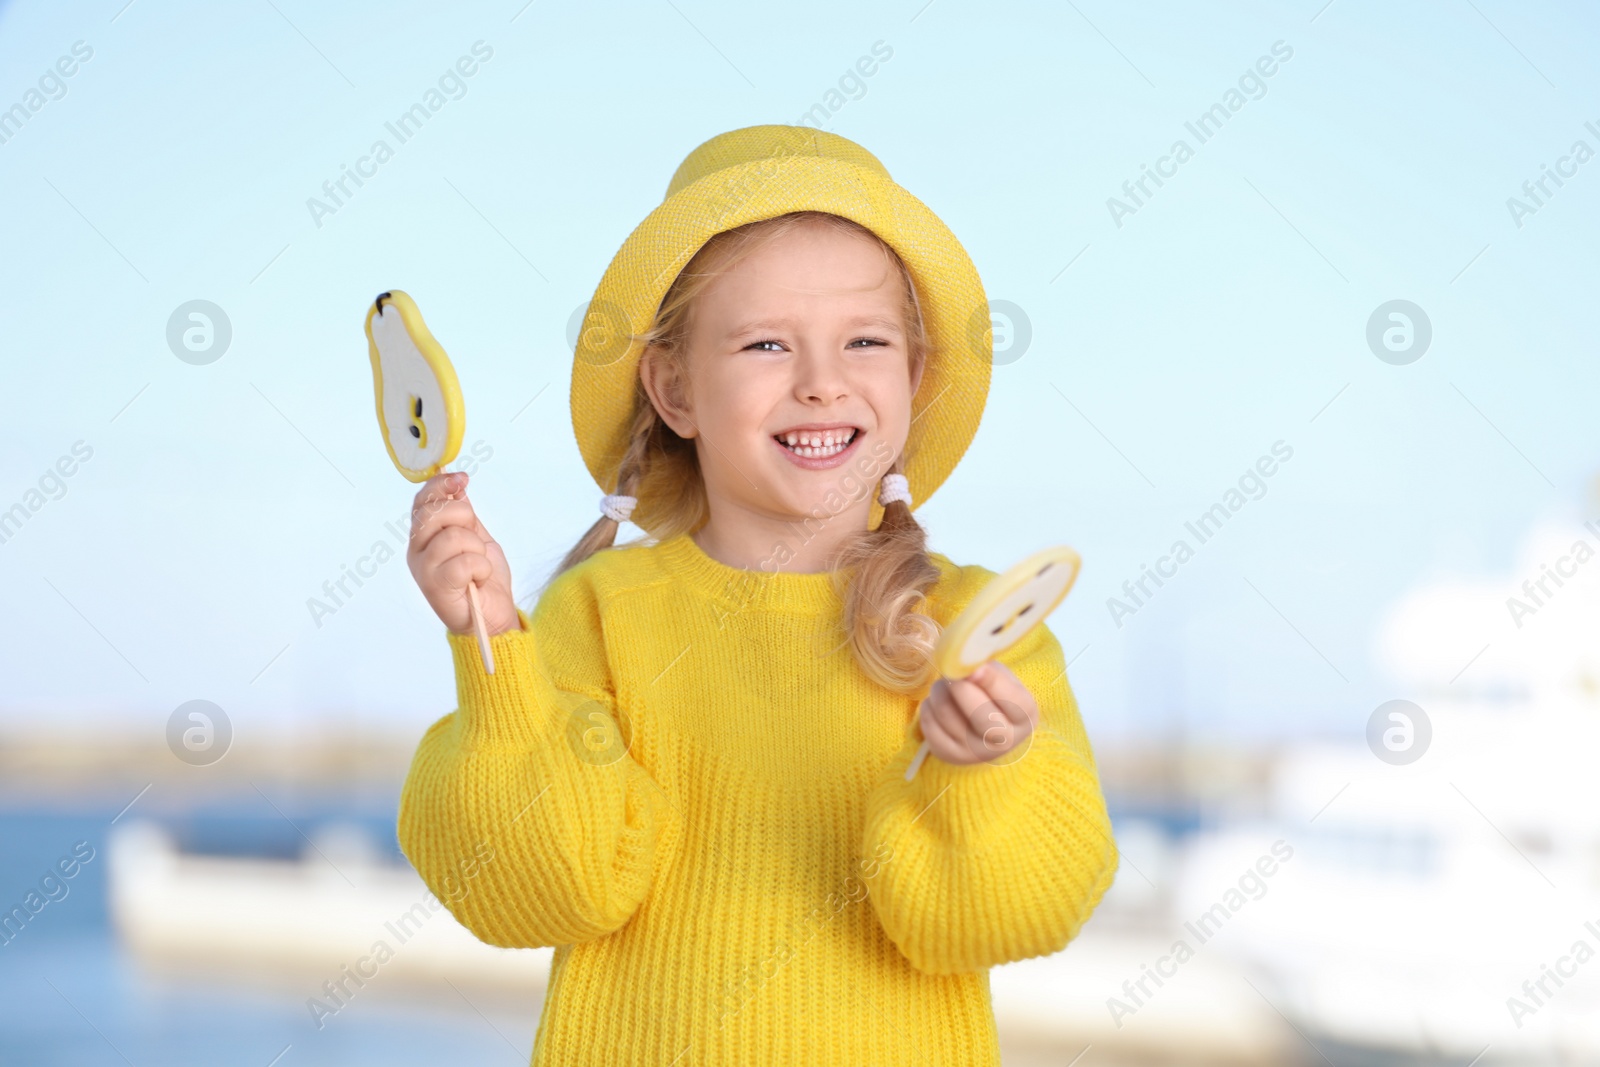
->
[793, 345, 849, 405]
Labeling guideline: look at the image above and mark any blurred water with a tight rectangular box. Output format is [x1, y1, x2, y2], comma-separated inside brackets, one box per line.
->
[0, 804, 538, 1066]
[0, 789, 1239, 1064]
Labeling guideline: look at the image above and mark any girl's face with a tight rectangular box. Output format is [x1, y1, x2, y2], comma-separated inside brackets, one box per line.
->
[644, 221, 925, 527]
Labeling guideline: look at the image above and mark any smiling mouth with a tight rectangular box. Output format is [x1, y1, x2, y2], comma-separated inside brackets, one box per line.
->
[773, 428, 860, 459]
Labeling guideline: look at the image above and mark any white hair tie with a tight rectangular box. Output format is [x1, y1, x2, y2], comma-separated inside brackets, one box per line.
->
[878, 473, 912, 509]
[600, 494, 637, 523]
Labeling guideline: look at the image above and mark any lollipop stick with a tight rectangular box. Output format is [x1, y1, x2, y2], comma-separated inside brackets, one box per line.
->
[905, 669, 948, 782]
[905, 740, 932, 782]
[466, 579, 495, 674]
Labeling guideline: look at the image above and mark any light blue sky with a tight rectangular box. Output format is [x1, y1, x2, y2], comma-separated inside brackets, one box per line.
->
[1, 0, 1595, 743]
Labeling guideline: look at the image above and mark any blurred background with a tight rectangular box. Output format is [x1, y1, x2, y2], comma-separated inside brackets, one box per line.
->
[3, 0, 1598, 1063]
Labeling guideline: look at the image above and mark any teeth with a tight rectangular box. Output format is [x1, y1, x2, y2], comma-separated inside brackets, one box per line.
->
[776, 428, 856, 458]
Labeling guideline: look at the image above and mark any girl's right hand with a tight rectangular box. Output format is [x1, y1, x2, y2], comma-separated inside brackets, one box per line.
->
[407, 471, 520, 638]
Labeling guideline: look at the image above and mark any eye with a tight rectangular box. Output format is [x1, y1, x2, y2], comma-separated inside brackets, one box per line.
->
[848, 337, 890, 349]
[743, 339, 786, 352]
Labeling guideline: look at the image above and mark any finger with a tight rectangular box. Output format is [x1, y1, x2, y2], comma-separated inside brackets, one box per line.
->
[976, 660, 1023, 695]
[924, 685, 972, 752]
[958, 671, 1032, 730]
[413, 495, 480, 535]
[919, 705, 960, 763]
[934, 688, 1004, 763]
[962, 662, 1010, 700]
[955, 673, 1036, 757]
[437, 546, 495, 592]
[420, 527, 490, 581]
[983, 660, 1021, 685]
[410, 496, 482, 556]
[970, 664, 1034, 726]
[971, 703, 1022, 760]
[947, 674, 999, 726]
[418, 522, 487, 558]
[412, 471, 467, 515]
[920, 696, 978, 765]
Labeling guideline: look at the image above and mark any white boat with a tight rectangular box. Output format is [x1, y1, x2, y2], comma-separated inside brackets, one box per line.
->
[1175, 512, 1600, 1061]
[107, 818, 551, 1009]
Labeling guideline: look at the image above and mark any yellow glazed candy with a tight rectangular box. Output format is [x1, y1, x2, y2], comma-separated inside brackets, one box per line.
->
[364, 290, 466, 482]
[363, 289, 493, 674]
[907, 545, 1082, 780]
[934, 545, 1081, 679]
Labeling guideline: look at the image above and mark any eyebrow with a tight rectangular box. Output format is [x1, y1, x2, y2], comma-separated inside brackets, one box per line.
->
[725, 315, 904, 340]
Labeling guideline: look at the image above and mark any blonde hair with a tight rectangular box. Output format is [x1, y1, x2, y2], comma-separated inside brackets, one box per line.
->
[543, 211, 943, 694]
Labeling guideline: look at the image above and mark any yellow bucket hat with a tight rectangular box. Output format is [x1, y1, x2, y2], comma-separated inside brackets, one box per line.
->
[570, 124, 992, 532]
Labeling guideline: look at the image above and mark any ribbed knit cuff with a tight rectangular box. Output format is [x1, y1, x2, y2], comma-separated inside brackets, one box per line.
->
[903, 730, 1061, 846]
[447, 609, 553, 749]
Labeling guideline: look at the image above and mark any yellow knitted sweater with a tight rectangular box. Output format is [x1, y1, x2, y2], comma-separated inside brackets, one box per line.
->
[397, 530, 1118, 1065]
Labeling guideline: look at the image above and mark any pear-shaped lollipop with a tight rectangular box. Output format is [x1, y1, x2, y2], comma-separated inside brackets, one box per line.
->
[906, 545, 1081, 780]
[364, 290, 494, 673]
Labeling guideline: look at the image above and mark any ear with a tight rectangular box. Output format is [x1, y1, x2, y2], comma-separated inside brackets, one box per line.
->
[639, 346, 698, 439]
[908, 349, 926, 397]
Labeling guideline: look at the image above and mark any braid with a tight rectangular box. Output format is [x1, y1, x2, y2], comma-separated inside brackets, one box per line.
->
[537, 373, 706, 601]
[828, 462, 943, 694]
[540, 390, 652, 594]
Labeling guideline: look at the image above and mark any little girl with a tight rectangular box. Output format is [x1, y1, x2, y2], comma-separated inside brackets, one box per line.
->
[398, 125, 1118, 1066]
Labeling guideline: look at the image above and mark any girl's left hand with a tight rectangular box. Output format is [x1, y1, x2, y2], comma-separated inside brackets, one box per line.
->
[917, 660, 1039, 767]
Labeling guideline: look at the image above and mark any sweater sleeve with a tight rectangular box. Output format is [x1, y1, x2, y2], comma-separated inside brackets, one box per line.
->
[397, 566, 682, 949]
[860, 567, 1119, 975]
